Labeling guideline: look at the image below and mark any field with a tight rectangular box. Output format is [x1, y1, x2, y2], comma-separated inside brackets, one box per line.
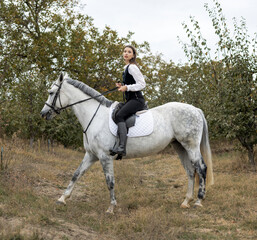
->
[0, 137, 256, 240]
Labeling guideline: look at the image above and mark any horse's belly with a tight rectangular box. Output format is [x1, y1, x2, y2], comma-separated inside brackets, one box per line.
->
[124, 131, 173, 159]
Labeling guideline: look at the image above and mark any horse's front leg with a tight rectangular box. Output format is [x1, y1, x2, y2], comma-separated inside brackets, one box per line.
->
[99, 156, 117, 214]
[57, 151, 97, 205]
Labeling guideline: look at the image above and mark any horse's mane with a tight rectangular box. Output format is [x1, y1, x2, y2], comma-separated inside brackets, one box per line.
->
[66, 78, 113, 108]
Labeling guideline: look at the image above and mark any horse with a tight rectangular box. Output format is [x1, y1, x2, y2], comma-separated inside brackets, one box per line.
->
[40, 73, 214, 213]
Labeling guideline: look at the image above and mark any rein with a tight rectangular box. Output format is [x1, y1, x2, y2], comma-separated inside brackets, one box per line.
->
[45, 83, 118, 114]
[45, 82, 118, 139]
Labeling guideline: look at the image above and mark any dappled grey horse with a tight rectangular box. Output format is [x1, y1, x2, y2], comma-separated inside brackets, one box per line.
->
[40, 73, 214, 213]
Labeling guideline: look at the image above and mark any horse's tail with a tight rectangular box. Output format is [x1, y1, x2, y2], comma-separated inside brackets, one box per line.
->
[199, 109, 214, 186]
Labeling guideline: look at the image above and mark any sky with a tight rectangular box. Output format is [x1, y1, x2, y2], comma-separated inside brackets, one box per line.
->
[79, 0, 257, 64]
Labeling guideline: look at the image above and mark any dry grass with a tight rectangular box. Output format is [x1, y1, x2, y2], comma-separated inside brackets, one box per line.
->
[0, 137, 256, 240]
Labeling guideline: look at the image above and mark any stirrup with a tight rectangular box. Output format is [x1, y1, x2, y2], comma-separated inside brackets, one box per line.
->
[111, 146, 126, 160]
[117, 145, 126, 156]
[109, 149, 117, 156]
[109, 138, 119, 156]
[115, 154, 123, 160]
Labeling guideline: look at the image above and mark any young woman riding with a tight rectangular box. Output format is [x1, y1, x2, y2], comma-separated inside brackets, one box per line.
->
[111, 45, 146, 157]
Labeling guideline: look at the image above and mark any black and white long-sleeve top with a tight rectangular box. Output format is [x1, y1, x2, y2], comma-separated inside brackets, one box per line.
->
[124, 64, 146, 92]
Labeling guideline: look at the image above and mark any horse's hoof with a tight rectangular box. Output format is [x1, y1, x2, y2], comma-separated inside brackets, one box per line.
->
[194, 200, 203, 208]
[106, 205, 115, 214]
[56, 200, 66, 205]
[56, 196, 67, 205]
[180, 203, 190, 209]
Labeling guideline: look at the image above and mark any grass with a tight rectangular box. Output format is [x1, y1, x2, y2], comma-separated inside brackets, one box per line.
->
[0, 137, 256, 239]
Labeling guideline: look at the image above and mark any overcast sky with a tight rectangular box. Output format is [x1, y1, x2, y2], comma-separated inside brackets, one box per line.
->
[79, 0, 257, 63]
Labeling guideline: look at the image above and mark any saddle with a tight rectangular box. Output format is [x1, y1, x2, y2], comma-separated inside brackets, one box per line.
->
[112, 102, 149, 129]
[110, 101, 149, 160]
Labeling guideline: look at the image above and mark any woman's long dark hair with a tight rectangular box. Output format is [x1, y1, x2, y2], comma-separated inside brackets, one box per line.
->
[125, 45, 137, 65]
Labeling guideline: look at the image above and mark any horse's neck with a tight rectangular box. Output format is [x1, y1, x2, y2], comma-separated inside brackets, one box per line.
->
[64, 84, 107, 130]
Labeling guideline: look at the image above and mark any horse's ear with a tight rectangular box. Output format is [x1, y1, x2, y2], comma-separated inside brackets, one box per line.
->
[59, 72, 64, 83]
[64, 72, 69, 79]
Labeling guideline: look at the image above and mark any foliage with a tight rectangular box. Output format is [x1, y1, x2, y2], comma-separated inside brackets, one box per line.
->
[1, 71, 45, 138]
[1, 0, 256, 165]
[140, 54, 183, 107]
[0, 0, 150, 147]
[178, 0, 257, 165]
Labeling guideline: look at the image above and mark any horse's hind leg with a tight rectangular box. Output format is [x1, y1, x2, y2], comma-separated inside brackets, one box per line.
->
[57, 151, 97, 205]
[193, 156, 207, 207]
[187, 149, 207, 207]
[172, 141, 195, 208]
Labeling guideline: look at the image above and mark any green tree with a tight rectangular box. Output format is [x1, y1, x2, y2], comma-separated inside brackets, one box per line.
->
[179, 0, 257, 165]
[0, 0, 157, 147]
[0, 0, 92, 145]
[147, 58, 184, 107]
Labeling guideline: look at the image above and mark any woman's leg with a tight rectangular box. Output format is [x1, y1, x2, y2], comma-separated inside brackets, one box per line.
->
[113, 99, 145, 157]
[115, 99, 145, 122]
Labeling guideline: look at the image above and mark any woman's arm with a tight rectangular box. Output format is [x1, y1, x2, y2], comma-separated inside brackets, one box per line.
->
[126, 64, 146, 92]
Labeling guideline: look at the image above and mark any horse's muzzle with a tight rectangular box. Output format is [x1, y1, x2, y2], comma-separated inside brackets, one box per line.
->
[40, 109, 54, 120]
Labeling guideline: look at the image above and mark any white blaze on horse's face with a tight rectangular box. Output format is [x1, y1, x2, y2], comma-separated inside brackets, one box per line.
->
[40, 83, 59, 120]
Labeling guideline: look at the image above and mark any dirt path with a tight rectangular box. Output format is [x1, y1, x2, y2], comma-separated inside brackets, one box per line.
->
[0, 215, 114, 240]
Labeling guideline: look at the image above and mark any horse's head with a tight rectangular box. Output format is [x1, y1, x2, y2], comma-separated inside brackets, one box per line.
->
[40, 73, 69, 120]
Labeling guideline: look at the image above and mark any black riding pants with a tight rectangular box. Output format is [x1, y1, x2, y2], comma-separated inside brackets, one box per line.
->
[115, 98, 145, 123]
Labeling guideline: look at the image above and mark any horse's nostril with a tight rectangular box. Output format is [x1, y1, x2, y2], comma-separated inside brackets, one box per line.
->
[40, 110, 49, 118]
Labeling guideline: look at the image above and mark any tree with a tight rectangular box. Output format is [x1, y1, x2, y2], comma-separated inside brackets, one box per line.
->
[0, 0, 156, 147]
[0, 0, 93, 145]
[179, 0, 257, 166]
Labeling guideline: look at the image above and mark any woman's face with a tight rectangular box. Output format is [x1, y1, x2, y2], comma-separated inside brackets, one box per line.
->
[123, 47, 134, 62]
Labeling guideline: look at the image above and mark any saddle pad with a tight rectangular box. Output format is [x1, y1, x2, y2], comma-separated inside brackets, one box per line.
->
[109, 103, 154, 138]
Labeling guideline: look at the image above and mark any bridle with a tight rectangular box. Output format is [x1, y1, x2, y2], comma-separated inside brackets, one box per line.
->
[45, 83, 64, 114]
[44, 81, 118, 139]
[45, 81, 118, 115]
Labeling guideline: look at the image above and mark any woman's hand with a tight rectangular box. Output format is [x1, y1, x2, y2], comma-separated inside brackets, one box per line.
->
[116, 83, 127, 92]
[116, 82, 122, 88]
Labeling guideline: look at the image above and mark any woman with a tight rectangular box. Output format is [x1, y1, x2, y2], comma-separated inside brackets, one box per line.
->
[111, 45, 146, 157]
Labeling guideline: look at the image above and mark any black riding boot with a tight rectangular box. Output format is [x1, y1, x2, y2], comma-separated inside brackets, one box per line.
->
[109, 122, 127, 158]
[109, 140, 119, 156]
[116, 122, 127, 156]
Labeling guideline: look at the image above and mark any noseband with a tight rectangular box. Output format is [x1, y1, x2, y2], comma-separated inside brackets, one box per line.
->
[45, 83, 63, 114]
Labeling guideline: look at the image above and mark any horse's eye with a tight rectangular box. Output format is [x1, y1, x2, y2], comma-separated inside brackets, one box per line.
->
[49, 92, 54, 96]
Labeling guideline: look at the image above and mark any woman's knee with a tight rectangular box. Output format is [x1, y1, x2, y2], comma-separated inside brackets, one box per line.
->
[115, 111, 125, 123]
